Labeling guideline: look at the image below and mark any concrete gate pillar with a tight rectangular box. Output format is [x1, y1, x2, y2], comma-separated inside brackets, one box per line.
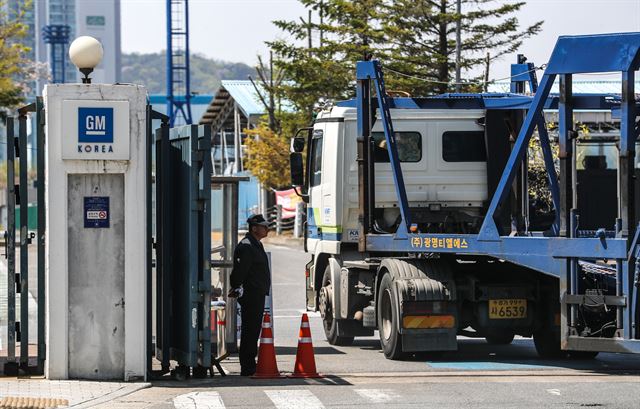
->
[43, 83, 147, 381]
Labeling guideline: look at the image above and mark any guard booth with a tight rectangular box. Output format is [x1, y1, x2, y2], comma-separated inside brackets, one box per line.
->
[38, 36, 147, 380]
[44, 83, 148, 380]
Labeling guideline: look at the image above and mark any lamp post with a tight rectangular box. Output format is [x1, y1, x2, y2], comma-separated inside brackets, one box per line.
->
[455, 0, 461, 93]
[68, 36, 104, 84]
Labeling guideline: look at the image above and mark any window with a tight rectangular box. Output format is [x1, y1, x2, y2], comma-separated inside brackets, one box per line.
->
[372, 132, 422, 163]
[442, 131, 487, 162]
[86, 16, 106, 26]
[310, 131, 323, 187]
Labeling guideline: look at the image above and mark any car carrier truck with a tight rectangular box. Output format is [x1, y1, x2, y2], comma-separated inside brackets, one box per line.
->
[289, 33, 640, 359]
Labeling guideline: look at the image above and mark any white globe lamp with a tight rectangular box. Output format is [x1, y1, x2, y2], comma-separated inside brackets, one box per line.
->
[69, 36, 104, 84]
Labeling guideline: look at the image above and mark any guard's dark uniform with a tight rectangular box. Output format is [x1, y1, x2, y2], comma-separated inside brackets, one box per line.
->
[230, 233, 271, 375]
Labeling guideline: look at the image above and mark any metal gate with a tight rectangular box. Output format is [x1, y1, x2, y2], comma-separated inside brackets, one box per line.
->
[154, 123, 212, 378]
[2, 99, 46, 375]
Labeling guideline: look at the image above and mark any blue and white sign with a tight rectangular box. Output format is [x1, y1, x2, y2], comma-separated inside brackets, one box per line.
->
[78, 107, 113, 143]
[84, 196, 110, 228]
[61, 100, 130, 160]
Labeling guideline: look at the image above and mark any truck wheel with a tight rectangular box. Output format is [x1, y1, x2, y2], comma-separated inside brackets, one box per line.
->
[485, 332, 515, 345]
[319, 266, 354, 346]
[378, 272, 404, 360]
[533, 329, 567, 359]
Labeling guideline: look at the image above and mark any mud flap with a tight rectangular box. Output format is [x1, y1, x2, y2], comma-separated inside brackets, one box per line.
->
[401, 329, 457, 352]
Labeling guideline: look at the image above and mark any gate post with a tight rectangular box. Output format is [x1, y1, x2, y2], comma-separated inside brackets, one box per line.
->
[4, 117, 17, 375]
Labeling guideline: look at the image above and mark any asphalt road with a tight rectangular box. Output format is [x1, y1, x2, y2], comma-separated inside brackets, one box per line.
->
[100, 241, 640, 408]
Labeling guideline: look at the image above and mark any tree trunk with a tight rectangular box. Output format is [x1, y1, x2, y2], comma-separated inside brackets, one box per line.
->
[437, 0, 449, 94]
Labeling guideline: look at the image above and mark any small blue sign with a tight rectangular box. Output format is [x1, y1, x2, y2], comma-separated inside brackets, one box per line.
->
[78, 107, 113, 143]
[84, 196, 110, 228]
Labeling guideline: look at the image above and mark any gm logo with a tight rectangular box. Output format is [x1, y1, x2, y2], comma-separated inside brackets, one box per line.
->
[78, 107, 113, 143]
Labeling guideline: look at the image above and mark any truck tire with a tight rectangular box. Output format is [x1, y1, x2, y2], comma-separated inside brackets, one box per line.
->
[378, 272, 403, 359]
[533, 329, 567, 358]
[319, 266, 354, 346]
[485, 332, 515, 345]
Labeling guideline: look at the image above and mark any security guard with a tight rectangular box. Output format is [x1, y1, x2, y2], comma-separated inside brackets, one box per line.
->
[228, 214, 271, 376]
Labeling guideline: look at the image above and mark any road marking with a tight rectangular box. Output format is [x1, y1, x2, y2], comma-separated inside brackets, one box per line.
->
[546, 389, 562, 396]
[173, 391, 225, 409]
[354, 389, 400, 403]
[426, 361, 562, 370]
[265, 389, 324, 409]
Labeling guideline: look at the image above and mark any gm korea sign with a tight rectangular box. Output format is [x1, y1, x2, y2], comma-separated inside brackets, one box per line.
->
[62, 100, 130, 160]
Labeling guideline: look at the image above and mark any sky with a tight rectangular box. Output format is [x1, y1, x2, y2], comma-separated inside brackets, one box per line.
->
[121, 0, 640, 80]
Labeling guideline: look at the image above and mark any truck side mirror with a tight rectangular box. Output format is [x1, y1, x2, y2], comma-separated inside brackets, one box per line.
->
[291, 137, 305, 153]
[290, 152, 305, 187]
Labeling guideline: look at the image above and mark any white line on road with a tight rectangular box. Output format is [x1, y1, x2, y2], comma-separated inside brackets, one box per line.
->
[173, 391, 226, 409]
[265, 389, 325, 409]
[354, 389, 401, 403]
[546, 389, 562, 396]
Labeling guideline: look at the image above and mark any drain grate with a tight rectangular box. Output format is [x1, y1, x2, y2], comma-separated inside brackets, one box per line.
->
[0, 397, 69, 409]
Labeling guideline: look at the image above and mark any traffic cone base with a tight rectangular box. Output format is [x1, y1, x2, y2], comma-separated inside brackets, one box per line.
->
[251, 312, 285, 379]
[289, 313, 323, 378]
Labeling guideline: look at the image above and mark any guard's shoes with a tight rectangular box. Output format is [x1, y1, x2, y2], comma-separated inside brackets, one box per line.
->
[240, 369, 256, 376]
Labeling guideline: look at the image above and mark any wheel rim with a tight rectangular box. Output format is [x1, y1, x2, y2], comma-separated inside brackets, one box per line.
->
[319, 282, 333, 330]
[381, 288, 393, 341]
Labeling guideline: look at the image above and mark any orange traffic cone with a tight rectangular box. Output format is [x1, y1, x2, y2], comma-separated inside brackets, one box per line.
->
[251, 312, 284, 378]
[289, 313, 322, 378]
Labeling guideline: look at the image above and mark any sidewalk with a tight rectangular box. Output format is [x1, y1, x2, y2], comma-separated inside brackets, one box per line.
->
[0, 378, 150, 408]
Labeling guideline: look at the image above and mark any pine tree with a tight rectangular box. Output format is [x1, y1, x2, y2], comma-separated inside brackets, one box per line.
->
[269, 0, 385, 119]
[383, 0, 543, 95]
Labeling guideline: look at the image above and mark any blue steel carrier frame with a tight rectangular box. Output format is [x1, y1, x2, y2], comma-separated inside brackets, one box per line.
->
[355, 33, 640, 353]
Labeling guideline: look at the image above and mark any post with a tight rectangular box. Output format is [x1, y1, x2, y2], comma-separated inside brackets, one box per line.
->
[5, 117, 16, 374]
[36, 97, 46, 373]
[454, 0, 462, 92]
[233, 103, 241, 174]
[484, 52, 490, 92]
[294, 201, 304, 238]
[18, 111, 29, 369]
[276, 204, 283, 235]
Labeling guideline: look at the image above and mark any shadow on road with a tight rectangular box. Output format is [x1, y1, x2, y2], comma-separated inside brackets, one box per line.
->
[151, 374, 352, 388]
[275, 346, 346, 356]
[335, 336, 640, 374]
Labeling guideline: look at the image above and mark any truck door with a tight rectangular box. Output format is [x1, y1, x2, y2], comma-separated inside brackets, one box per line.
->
[307, 127, 324, 253]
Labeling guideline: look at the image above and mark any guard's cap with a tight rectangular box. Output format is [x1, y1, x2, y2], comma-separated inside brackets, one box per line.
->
[247, 214, 270, 227]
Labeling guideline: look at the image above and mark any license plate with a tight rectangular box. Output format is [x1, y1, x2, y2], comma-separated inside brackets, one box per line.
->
[488, 299, 527, 319]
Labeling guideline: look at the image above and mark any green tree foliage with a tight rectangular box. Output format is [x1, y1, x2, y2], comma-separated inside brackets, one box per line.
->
[121, 52, 255, 94]
[384, 0, 542, 94]
[270, 0, 542, 103]
[270, 0, 385, 118]
[0, 1, 31, 111]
